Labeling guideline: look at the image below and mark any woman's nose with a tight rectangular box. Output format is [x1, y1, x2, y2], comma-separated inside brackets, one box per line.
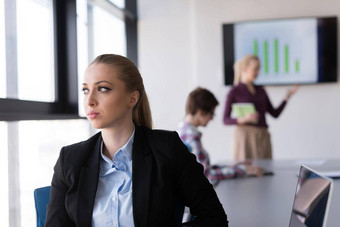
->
[86, 92, 97, 107]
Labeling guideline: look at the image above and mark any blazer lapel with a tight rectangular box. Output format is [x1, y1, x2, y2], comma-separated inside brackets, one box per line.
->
[132, 126, 153, 227]
[76, 133, 102, 227]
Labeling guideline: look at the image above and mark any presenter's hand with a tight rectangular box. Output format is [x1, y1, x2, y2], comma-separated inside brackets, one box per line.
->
[285, 85, 299, 101]
[237, 112, 258, 124]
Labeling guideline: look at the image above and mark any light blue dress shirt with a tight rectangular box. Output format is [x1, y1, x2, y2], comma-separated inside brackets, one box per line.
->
[92, 130, 135, 227]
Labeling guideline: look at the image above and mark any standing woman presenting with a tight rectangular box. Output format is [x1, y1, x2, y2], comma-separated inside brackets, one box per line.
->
[223, 55, 298, 161]
[46, 54, 228, 226]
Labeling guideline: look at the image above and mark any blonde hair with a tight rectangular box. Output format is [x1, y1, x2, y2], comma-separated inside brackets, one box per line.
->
[233, 55, 260, 85]
[90, 54, 153, 129]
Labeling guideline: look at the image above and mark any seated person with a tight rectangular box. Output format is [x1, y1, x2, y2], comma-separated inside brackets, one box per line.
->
[46, 55, 228, 226]
[177, 87, 262, 185]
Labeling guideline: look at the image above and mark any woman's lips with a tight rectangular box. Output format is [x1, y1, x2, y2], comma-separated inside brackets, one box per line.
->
[87, 111, 100, 119]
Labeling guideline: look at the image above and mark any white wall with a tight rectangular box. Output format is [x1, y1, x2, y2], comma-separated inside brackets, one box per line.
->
[138, 0, 340, 163]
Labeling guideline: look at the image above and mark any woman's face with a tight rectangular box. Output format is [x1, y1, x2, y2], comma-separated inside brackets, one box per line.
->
[242, 59, 260, 83]
[82, 63, 138, 129]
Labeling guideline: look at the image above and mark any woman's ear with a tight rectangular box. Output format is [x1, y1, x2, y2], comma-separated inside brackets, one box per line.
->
[128, 90, 140, 108]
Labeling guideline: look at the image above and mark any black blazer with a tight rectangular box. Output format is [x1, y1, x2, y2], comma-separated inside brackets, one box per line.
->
[45, 125, 228, 227]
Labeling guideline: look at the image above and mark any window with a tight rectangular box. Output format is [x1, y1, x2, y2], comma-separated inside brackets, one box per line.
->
[2, 0, 55, 102]
[1, 0, 137, 226]
[77, 0, 129, 116]
[0, 0, 79, 121]
[0, 0, 6, 98]
[77, 0, 127, 68]
[92, 5, 126, 57]
[16, 0, 55, 102]
[108, 0, 125, 9]
[0, 122, 9, 227]
[76, 0, 89, 117]
[5, 120, 92, 227]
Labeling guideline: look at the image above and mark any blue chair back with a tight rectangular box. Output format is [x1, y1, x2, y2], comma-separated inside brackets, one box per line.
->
[34, 186, 51, 227]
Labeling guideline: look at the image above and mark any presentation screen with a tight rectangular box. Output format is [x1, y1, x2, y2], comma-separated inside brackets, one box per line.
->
[223, 17, 337, 85]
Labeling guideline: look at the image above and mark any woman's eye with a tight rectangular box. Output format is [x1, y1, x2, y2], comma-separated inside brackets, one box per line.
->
[99, 87, 111, 92]
[82, 88, 89, 94]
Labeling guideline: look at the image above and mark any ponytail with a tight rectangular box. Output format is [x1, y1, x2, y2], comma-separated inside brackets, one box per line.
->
[133, 91, 153, 129]
[90, 54, 153, 129]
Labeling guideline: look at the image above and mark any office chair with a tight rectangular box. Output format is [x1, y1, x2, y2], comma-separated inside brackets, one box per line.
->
[34, 186, 51, 227]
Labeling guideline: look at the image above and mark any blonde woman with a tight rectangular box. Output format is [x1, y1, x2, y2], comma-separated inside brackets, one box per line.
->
[46, 54, 228, 226]
[223, 55, 298, 160]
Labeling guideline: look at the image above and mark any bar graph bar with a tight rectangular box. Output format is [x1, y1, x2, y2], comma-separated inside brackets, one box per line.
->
[274, 39, 279, 74]
[285, 45, 289, 73]
[295, 60, 300, 73]
[234, 19, 319, 85]
[264, 41, 269, 74]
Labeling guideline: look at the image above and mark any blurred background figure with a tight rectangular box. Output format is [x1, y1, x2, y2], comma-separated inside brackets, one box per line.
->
[223, 55, 298, 161]
[177, 87, 263, 185]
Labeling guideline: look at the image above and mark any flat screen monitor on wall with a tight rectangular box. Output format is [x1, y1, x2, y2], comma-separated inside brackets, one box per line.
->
[223, 17, 337, 85]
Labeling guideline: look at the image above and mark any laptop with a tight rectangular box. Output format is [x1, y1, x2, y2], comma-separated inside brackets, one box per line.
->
[289, 165, 333, 227]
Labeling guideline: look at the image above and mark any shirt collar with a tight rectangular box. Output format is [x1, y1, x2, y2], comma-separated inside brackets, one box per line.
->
[99, 128, 135, 175]
[180, 121, 202, 138]
[119, 129, 134, 161]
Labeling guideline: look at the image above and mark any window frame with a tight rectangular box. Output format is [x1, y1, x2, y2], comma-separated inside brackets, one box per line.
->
[125, 0, 138, 65]
[0, 0, 138, 121]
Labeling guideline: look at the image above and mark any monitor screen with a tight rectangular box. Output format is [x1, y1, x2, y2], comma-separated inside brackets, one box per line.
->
[223, 17, 337, 85]
[289, 165, 333, 227]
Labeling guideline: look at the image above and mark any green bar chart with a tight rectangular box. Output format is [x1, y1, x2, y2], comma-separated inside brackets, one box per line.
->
[234, 18, 318, 84]
[253, 39, 300, 75]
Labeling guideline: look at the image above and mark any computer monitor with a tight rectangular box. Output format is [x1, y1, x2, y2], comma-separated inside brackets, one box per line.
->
[289, 165, 333, 227]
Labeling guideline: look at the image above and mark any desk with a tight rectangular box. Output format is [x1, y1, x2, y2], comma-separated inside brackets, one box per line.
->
[214, 160, 340, 227]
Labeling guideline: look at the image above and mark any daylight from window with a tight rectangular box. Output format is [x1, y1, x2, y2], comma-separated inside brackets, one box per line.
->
[0, 122, 9, 227]
[16, 0, 55, 102]
[0, 0, 6, 98]
[93, 5, 126, 58]
[18, 120, 91, 227]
